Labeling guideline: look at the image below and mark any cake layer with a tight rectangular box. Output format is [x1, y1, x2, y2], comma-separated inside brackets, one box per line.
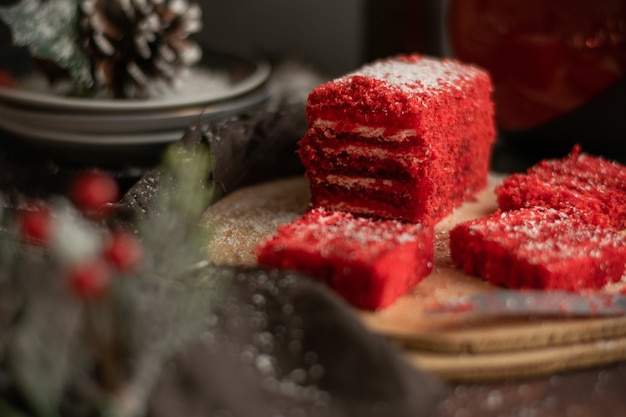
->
[305, 55, 493, 133]
[496, 147, 626, 229]
[450, 207, 626, 291]
[256, 208, 434, 310]
[309, 176, 435, 224]
[298, 132, 426, 180]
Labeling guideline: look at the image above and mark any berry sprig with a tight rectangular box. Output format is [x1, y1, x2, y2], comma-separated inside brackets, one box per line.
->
[17, 170, 141, 300]
[2, 141, 215, 417]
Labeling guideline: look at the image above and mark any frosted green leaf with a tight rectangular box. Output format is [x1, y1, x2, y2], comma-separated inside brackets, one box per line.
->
[0, 0, 93, 88]
[7, 260, 82, 417]
[0, 204, 18, 283]
[104, 143, 219, 417]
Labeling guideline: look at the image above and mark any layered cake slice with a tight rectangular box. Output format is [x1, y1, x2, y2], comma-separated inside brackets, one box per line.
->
[256, 208, 434, 310]
[299, 54, 495, 225]
[450, 207, 626, 291]
[496, 147, 626, 229]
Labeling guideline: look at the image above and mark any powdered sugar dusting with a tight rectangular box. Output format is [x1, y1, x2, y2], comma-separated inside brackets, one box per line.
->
[343, 55, 483, 95]
[202, 177, 311, 266]
[453, 206, 626, 290]
[283, 207, 429, 248]
[471, 208, 626, 262]
[497, 148, 626, 229]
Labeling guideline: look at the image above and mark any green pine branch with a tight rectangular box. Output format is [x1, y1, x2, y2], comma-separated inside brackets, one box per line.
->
[0, 0, 93, 89]
[103, 141, 222, 417]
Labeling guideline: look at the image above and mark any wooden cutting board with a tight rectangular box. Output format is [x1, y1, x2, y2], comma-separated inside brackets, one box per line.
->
[201, 176, 626, 381]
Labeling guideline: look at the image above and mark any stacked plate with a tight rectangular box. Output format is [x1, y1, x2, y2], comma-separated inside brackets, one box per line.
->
[0, 44, 271, 147]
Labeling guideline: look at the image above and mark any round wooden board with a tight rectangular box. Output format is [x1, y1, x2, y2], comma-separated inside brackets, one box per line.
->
[201, 175, 626, 381]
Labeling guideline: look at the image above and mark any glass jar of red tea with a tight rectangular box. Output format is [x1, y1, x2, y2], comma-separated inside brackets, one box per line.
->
[446, 0, 626, 164]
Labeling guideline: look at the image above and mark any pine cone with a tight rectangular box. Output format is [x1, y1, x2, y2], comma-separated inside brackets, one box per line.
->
[79, 0, 202, 98]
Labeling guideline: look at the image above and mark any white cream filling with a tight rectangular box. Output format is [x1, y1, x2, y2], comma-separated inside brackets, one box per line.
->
[319, 174, 397, 190]
[310, 120, 417, 142]
[313, 143, 423, 164]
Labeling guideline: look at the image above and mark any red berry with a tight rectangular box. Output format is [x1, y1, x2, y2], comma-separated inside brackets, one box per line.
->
[68, 259, 112, 300]
[19, 206, 53, 245]
[0, 70, 15, 88]
[69, 170, 120, 215]
[103, 231, 142, 273]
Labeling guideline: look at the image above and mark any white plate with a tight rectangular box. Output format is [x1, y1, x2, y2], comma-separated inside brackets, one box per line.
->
[0, 46, 271, 113]
[0, 88, 269, 134]
[0, 116, 184, 146]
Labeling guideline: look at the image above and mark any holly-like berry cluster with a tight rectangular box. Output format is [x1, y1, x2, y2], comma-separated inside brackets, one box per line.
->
[17, 170, 142, 300]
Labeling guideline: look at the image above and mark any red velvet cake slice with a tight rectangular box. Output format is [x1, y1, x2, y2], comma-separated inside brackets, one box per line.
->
[450, 207, 626, 291]
[256, 208, 434, 310]
[299, 54, 496, 224]
[496, 147, 626, 229]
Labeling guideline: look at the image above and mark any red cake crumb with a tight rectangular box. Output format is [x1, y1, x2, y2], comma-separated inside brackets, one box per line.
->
[496, 146, 626, 229]
[256, 208, 434, 310]
[299, 54, 496, 224]
[450, 207, 626, 291]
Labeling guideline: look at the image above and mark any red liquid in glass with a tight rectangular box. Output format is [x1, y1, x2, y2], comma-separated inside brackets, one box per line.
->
[448, 0, 626, 131]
